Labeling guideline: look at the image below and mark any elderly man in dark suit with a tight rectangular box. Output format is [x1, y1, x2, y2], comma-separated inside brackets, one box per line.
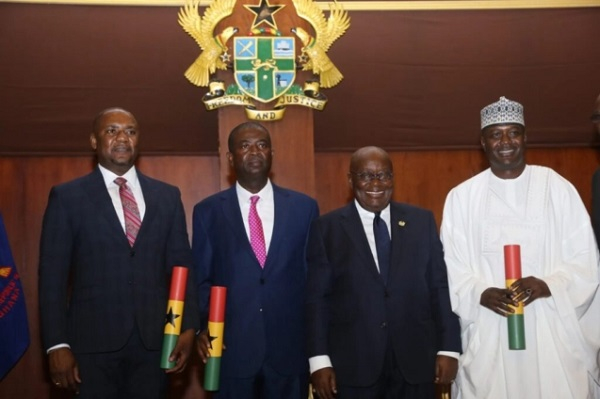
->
[307, 146, 461, 399]
[193, 122, 319, 399]
[38, 107, 199, 398]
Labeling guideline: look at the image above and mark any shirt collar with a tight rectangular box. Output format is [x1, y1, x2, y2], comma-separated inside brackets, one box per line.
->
[354, 199, 391, 219]
[98, 164, 139, 189]
[235, 179, 273, 203]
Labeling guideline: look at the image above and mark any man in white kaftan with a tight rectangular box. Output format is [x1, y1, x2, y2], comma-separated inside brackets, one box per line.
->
[441, 96, 600, 399]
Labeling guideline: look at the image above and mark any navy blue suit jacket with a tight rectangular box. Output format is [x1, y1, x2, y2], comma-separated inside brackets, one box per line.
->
[192, 184, 319, 379]
[306, 201, 461, 386]
[39, 167, 199, 353]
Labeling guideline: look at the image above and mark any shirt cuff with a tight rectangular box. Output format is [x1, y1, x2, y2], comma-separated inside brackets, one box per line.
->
[47, 343, 70, 354]
[309, 355, 333, 374]
[437, 351, 460, 360]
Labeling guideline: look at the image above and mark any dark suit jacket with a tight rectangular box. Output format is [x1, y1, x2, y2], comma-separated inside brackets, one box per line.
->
[192, 184, 319, 379]
[306, 201, 461, 387]
[592, 168, 600, 245]
[39, 167, 199, 354]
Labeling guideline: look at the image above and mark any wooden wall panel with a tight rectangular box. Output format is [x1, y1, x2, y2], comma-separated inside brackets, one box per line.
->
[136, 156, 221, 232]
[316, 148, 597, 224]
[314, 150, 489, 219]
[2, 4, 599, 154]
[0, 147, 597, 398]
[218, 105, 316, 196]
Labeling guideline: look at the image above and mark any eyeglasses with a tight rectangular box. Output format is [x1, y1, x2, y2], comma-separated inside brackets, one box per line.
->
[591, 114, 600, 123]
[350, 171, 393, 183]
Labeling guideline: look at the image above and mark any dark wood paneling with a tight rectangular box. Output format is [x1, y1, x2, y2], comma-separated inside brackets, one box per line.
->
[316, 148, 597, 224]
[1, 3, 599, 154]
[0, 147, 596, 398]
[218, 105, 316, 196]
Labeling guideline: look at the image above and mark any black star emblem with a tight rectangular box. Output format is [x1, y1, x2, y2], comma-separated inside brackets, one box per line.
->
[297, 53, 309, 64]
[220, 52, 232, 63]
[244, 0, 285, 30]
[207, 327, 218, 349]
[164, 306, 181, 327]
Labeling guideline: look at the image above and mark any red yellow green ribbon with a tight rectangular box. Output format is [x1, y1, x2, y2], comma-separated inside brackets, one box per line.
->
[160, 266, 188, 368]
[204, 286, 227, 391]
[504, 245, 526, 350]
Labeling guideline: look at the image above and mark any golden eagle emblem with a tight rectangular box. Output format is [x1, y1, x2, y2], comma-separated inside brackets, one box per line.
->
[178, 0, 239, 87]
[291, 0, 350, 88]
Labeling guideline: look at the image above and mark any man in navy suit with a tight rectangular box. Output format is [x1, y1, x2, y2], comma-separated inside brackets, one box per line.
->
[38, 107, 199, 398]
[193, 122, 319, 399]
[307, 146, 460, 399]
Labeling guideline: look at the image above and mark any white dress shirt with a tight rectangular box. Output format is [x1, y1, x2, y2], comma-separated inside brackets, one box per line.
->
[99, 164, 146, 229]
[235, 180, 274, 253]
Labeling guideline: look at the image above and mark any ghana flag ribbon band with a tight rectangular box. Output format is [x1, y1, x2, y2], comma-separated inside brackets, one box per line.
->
[204, 286, 227, 391]
[160, 266, 188, 369]
[504, 245, 526, 350]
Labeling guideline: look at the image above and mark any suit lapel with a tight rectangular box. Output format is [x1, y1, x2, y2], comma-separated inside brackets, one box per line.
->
[136, 172, 157, 247]
[84, 168, 130, 247]
[341, 203, 383, 283]
[389, 203, 408, 282]
[220, 187, 260, 267]
[264, 185, 289, 271]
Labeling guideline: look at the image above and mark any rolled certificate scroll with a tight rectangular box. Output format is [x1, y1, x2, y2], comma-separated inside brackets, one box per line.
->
[204, 286, 227, 391]
[504, 245, 526, 350]
[160, 266, 188, 368]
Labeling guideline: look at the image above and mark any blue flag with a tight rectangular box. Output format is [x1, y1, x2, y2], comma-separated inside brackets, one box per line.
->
[0, 213, 29, 380]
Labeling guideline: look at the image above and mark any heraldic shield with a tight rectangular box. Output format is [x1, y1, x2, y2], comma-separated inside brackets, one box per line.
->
[234, 36, 296, 103]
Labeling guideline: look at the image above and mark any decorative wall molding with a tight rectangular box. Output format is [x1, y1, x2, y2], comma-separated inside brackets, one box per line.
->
[2, 0, 599, 10]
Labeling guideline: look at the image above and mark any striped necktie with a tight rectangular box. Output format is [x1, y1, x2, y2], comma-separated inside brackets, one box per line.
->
[114, 177, 141, 247]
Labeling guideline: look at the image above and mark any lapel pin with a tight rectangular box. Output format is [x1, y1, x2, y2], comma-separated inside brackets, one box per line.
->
[398, 221, 406, 227]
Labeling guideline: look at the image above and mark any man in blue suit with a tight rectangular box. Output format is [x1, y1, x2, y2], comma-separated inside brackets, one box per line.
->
[38, 108, 199, 398]
[193, 122, 319, 399]
[307, 146, 461, 399]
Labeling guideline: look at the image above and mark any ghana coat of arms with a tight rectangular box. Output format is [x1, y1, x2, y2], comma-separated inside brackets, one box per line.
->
[178, 0, 350, 120]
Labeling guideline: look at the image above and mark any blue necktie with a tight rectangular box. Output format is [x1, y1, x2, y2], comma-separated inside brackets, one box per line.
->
[374, 212, 391, 284]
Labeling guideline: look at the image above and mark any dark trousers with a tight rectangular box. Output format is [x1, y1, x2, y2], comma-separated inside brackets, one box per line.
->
[336, 345, 434, 399]
[214, 361, 309, 399]
[75, 326, 167, 399]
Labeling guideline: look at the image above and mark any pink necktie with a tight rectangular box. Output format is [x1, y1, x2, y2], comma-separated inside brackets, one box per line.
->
[249, 195, 267, 268]
[114, 177, 141, 247]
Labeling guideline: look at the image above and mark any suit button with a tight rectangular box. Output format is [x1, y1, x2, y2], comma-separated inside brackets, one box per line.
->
[380, 322, 387, 329]
[130, 250, 135, 257]
[384, 291, 390, 298]
[260, 278, 265, 285]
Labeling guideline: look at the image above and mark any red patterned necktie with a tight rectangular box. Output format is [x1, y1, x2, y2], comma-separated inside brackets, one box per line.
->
[114, 177, 141, 247]
[248, 195, 267, 268]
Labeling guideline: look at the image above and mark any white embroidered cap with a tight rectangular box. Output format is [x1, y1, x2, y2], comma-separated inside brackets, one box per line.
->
[480, 96, 525, 129]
